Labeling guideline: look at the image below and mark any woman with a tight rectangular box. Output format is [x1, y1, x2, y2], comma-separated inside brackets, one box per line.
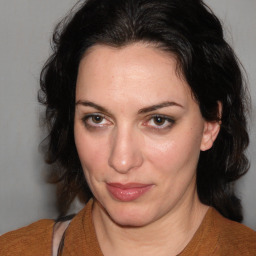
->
[1, 0, 255, 255]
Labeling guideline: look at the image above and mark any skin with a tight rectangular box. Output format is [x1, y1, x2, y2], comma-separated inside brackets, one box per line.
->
[74, 43, 220, 256]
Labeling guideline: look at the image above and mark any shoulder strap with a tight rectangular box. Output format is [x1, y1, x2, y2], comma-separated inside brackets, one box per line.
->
[52, 215, 75, 256]
[52, 220, 70, 256]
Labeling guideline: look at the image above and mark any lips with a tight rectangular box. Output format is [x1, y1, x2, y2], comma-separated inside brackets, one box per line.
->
[106, 183, 153, 202]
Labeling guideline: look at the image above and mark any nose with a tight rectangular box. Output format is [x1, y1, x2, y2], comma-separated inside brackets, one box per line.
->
[108, 127, 143, 174]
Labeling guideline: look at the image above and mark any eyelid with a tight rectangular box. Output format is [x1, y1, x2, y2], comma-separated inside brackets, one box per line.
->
[80, 112, 174, 130]
[143, 114, 175, 129]
[81, 113, 112, 127]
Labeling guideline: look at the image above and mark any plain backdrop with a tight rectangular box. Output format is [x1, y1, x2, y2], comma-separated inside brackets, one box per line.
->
[0, 0, 255, 234]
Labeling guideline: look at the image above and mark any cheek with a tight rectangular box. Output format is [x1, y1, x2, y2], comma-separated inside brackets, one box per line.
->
[74, 124, 110, 179]
[144, 127, 202, 177]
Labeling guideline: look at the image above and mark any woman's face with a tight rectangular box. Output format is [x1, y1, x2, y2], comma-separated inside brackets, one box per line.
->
[74, 43, 218, 227]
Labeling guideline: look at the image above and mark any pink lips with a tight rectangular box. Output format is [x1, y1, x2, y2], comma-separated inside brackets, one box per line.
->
[106, 183, 153, 202]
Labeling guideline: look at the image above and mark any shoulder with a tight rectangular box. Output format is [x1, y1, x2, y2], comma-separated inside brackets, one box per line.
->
[212, 209, 256, 255]
[0, 219, 54, 256]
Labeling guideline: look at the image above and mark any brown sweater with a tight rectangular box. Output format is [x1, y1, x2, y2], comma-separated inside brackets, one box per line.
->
[0, 200, 255, 255]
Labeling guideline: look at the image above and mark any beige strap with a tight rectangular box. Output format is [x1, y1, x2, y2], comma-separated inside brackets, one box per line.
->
[52, 220, 71, 256]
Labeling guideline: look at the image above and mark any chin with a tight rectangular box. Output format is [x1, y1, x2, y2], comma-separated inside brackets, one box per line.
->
[105, 202, 155, 227]
[111, 214, 151, 227]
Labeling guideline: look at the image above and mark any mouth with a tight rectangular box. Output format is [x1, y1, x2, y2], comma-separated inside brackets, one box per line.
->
[106, 183, 153, 202]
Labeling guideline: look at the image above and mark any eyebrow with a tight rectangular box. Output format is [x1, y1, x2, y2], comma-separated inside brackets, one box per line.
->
[76, 100, 110, 113]
[138, 101, 184, 114]
[76, 100, 183, 114]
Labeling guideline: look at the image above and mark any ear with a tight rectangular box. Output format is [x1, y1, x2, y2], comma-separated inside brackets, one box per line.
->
[200, 102, 222, 151]
[200, 120, 221, 151]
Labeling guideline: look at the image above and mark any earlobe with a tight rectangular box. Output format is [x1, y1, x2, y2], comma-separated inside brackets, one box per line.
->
[200, 101, 222, 151]
[200, 120, 221, 151]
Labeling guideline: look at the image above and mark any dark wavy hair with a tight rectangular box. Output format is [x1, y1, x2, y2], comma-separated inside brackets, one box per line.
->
[39, 0, 250, 221]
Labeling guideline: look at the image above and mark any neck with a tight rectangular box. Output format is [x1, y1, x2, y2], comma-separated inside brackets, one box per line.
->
[92, 191, 208, 256]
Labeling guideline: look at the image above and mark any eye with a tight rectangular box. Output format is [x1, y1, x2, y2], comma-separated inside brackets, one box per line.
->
[145, 115, 174, 129]
[91, 115, 104, 124]
[82, 113, 112, 128]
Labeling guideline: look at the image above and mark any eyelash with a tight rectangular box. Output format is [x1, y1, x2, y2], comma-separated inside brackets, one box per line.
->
[81, 114, 175, 130]
[144, 115, 175, 130]
[81, 113, 110, 129]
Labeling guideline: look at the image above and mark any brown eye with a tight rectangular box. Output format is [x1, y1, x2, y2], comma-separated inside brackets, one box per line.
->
[82, 114, 112, 128]
[153, 116, 166, 126]
[144, 115, 174, 130]
[92, 115, 104, 124]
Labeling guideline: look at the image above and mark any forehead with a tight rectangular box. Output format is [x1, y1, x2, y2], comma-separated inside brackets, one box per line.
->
[76, 43, 193, 109]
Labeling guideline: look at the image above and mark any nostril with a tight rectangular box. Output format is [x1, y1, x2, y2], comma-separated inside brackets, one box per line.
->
[108, 129, 143, 173]
[108, 147, 143, 174]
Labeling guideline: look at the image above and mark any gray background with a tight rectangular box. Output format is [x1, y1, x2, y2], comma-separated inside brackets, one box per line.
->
[0, 0, 255, 234]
